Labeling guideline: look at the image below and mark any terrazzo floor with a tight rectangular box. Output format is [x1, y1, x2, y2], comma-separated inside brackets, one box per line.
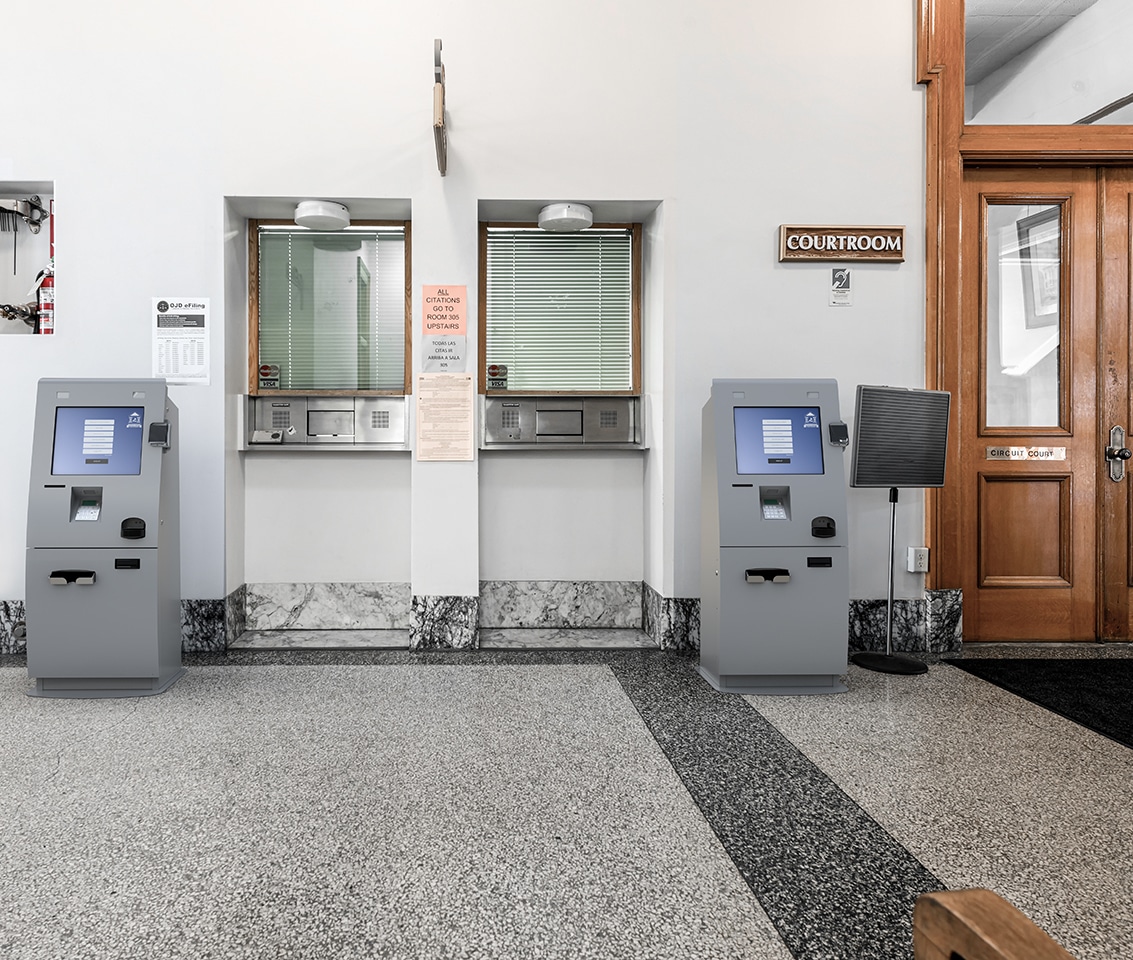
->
[0, 643, 1129, 960]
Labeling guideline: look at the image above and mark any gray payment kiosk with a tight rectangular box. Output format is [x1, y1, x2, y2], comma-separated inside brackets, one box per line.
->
[699, 379, 849, 695]
[25, 378, 185, 697]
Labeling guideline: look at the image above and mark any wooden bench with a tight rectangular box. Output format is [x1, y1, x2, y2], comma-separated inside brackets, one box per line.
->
[914, 889, 1077, 960]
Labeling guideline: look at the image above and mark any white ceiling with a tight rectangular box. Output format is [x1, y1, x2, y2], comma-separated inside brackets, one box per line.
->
[965, 0, 1101, 85]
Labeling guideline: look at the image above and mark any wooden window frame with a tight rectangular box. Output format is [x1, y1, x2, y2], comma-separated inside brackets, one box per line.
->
[477, 220, 643, 396]
[247, 218, 413, 396]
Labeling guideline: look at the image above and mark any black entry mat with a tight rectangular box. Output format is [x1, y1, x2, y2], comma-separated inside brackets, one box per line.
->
[945, 658, 1133, 750]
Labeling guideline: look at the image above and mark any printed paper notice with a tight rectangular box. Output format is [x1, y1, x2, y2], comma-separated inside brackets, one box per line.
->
[153, 297, 210, 385]
[422, 284, 467, 372]
[416, 372, 474, 461]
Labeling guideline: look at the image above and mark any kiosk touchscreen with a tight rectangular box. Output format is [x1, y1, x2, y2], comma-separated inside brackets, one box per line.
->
[700, 379, 850, 694]
[25, 379, 184, 697]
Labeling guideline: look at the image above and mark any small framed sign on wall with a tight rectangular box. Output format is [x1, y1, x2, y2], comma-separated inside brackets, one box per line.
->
[779, 225, 905, 263]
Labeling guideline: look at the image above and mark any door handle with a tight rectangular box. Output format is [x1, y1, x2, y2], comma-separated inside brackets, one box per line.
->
[1106, 425, 1131, 482]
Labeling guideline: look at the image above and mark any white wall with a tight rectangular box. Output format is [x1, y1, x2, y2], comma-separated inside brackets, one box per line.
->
[642, 203, 675, 596]
[479, 453, 644, 581]
[671, 2, 927, 598]
[222, 202, 247, 596]
[244, 455, 412, 583]
[2, 4, 225, 599]
[1, 0, 927, 605]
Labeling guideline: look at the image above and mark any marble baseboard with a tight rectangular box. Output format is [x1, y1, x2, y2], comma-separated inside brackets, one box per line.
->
[0, 600, 27, 654]
[849, 589, 962, 655]
[4, 583, 964, 656]
[2, 597, 227, 655]
[926, 588, 963, 652]
[182, 599, 226, 653]
[246, 582, 411, 631]
[641, 583, 700, 655]
[0, 582, 960, 656]
[479, 580, 642, 629]
[479, 628, 656, 650]
[231, 629, 410, 650]
[226, 584, 247, 646]
[411, 595, 479, 650]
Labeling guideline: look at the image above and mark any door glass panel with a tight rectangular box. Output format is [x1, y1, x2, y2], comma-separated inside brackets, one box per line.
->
[965, 0, 1133, 124]
[984, 202, 1061, 428]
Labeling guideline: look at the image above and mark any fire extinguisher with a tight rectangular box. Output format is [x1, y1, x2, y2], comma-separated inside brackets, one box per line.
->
[36, 262, 54, 335]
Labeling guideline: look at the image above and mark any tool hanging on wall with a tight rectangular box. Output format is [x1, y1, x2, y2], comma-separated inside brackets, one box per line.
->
[434, 39, 447, 176]
[0, 301, 38, 329]
[0, 196, 49, 275]
[0, 205, 18, 276]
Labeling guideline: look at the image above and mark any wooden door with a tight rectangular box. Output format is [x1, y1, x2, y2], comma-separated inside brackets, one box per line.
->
[946, 167, 1100, 640]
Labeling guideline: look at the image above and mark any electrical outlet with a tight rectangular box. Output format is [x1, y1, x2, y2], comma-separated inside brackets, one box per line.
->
[907, 547, 929, 573]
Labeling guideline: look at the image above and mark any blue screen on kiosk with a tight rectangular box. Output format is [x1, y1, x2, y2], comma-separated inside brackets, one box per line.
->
[734, 406, 824, 475]
[51, 407, 145, 476]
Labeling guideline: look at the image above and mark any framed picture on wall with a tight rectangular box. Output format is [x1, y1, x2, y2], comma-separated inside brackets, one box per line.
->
[1016, 206, 1060, 329]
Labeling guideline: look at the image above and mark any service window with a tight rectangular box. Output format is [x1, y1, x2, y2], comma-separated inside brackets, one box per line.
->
[250, 221, 411, 394]
[480, 223, 641, 394]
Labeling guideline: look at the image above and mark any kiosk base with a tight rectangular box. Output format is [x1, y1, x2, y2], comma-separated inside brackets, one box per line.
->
[28, 667, 187, 699]
[849, 652, 928, 676]
[698, 666, 848, 696]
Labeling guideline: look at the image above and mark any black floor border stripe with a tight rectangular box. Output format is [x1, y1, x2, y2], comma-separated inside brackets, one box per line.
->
[6, 648, 944, 958]
[605, 654, 943, 960]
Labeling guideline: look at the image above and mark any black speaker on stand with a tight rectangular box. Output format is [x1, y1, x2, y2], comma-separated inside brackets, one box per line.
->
[849, 385, 951, 675]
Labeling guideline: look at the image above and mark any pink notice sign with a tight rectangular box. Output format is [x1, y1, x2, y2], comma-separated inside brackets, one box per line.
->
[422, 285, 467, 336]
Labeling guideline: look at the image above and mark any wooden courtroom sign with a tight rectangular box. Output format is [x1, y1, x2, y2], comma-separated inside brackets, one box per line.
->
[779, 225, 905, 262]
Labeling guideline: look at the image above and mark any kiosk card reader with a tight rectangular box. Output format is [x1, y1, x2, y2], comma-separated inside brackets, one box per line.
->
[25, 379, 185, 697]
[699, 379, 849, 694]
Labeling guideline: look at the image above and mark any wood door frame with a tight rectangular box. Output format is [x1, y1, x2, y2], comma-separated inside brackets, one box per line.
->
[1099, 169, 1133, 638]
[918, 1, 1133, 635]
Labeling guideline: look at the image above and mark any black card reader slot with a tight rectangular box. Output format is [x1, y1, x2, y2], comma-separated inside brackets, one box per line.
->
[115, 558, 142, 570]
[807, 556, 833, 568]
[148, 421, 171, 447]
[811, 516, 836, 538]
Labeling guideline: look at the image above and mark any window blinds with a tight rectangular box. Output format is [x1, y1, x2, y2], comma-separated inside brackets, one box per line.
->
[484, 228, 633, 392]
[258, 227, 405, 391]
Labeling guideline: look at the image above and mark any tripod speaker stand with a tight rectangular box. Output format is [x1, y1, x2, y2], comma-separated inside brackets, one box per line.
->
[849, 385, 951, 675]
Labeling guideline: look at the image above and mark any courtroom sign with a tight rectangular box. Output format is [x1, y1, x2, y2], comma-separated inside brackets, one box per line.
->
[779, 225, 905, 263]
